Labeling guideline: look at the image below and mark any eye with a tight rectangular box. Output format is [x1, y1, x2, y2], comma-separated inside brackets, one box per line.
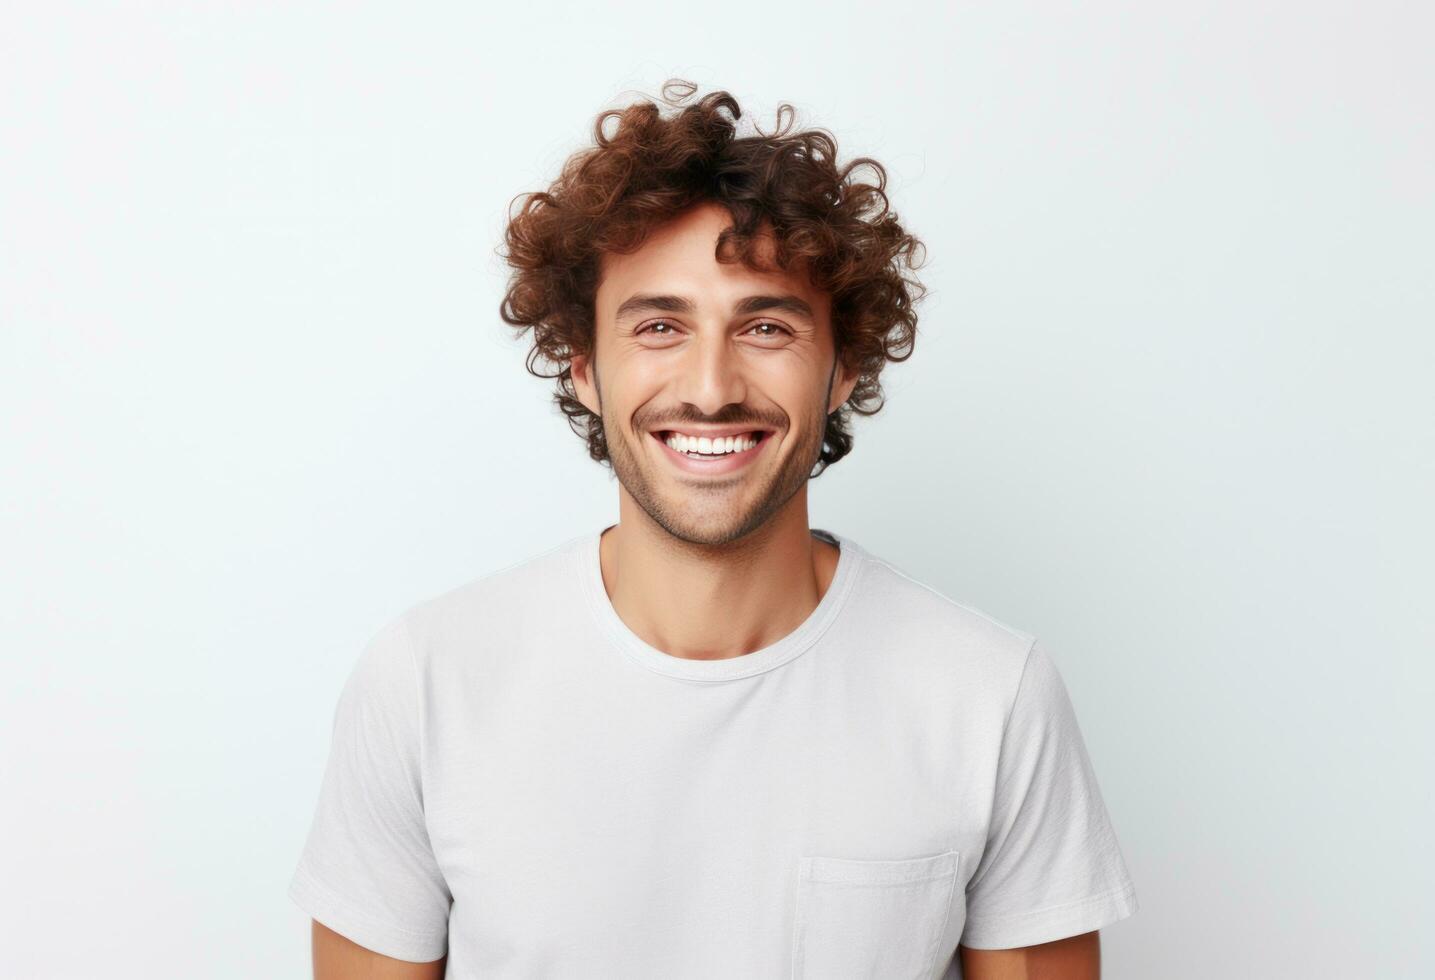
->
[635, 320, 791, 338]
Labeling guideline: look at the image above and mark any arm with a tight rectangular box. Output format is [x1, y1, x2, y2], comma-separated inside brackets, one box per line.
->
[960, 642, 1138, 959]
[312, 920, 447, 980]
[959, 930, 1100, 980]
[289, 617, 453, 971]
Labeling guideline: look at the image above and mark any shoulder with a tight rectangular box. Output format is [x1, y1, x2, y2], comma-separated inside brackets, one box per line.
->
[852, 546, 1035, 663]
[388, 533, 585, 670]
[831, 543, 1040, 721]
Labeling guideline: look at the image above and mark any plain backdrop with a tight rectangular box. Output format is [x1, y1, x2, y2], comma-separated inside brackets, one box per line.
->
[2, 2, 1431, 977]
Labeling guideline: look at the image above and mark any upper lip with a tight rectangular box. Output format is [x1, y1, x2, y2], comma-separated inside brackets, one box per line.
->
[652, 425, 773, 438]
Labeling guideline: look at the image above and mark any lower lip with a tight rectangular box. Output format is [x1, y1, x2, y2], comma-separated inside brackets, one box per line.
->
[650, 431, 771, 477]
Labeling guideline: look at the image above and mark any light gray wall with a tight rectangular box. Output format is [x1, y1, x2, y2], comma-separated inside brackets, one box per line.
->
[2, 2, 1430, 976]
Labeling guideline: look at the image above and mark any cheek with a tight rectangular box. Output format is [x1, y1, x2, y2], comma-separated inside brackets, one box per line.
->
[747, 358, 826, 399]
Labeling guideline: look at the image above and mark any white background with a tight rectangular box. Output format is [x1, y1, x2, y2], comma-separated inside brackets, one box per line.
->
[2, 2, 1431, 977]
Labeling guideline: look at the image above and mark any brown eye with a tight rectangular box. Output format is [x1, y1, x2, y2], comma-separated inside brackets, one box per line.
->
[638, 321, 676, 336]
[750, 321, 790, 337]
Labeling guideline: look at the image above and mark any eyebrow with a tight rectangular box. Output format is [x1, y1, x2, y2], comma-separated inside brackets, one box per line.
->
[613, 292, 816, 324]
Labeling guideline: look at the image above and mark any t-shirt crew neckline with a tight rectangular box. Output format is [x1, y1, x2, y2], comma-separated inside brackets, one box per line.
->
[576, 523, 865, 682]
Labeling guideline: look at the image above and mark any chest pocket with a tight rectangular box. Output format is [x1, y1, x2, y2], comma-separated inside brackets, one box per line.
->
[791, 849, 961, 980]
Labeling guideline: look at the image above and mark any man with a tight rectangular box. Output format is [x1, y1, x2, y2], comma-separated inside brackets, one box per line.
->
[289, 81, 1138, 979]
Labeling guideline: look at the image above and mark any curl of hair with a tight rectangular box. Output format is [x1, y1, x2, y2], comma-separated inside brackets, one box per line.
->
[497, 79, 928, 477]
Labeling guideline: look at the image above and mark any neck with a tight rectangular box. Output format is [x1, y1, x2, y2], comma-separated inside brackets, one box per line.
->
[597, 503, 840, 662]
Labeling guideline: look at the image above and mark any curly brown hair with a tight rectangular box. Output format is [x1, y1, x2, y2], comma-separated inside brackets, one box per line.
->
[497, 79, 927, 477]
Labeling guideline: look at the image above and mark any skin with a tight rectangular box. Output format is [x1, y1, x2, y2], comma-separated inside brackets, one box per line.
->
[568, 199, 860, 662]
[310, 199, 1101, 977]
[960, 931, 1102, 979]
[311, 920, 445, 979]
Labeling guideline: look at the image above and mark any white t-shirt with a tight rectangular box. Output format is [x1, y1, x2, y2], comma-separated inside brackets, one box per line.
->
[288, 525, 1138, 978]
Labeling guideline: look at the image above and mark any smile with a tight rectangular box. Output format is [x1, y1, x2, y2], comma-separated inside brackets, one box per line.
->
[649, 429, 772, 477]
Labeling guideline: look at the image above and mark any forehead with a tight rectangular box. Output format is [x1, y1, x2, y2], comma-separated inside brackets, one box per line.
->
[595, 202, 825, 318]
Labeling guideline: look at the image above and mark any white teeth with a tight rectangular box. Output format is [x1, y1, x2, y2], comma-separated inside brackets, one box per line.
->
[663, 432, 761, 456]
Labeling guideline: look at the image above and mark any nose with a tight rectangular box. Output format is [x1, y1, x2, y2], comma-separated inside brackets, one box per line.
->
[673, 329, 747, 417]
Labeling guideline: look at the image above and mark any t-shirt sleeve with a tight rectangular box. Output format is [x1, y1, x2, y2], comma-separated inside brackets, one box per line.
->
[960, 639, 1139, 949]
[287, 613, 452, 962]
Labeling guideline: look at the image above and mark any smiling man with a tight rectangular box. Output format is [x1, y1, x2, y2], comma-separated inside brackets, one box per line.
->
[288, 81, 1138, 980]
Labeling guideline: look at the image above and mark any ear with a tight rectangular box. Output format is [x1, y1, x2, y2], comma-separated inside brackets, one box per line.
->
[827, 355, 861, 415]
[570, 349, 602, 417]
